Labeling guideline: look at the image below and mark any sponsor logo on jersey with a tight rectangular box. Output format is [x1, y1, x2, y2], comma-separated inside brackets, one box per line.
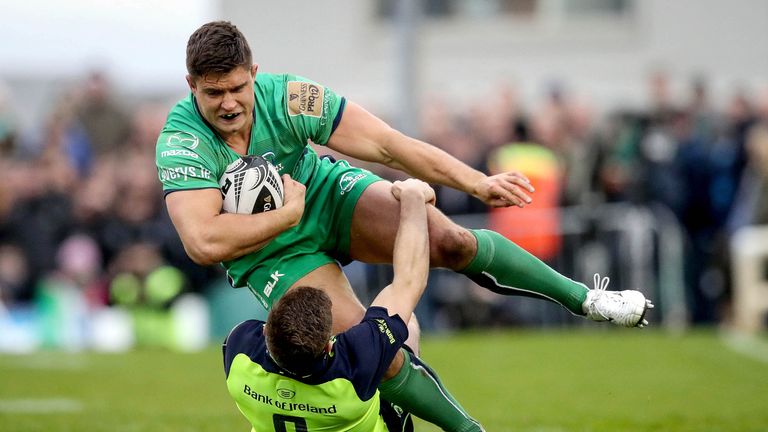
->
[159, 165, 211, 182]
[260, 151, 283, 172]
[243, 385, 337, 414]
[276, 388, 295, 399]
[374, 318, 396, 344]
[320, 91, 332, 126]
[160, 149, 199, 159]
[287, 81, 324, 118]
[338, 172, 367, 195]
[264, 270, 284, 297]
[166, 131, 200, 150]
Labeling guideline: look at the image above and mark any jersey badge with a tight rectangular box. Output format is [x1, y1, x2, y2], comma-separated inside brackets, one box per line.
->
[287, 81, 324, 118]
[276, 380, 296, 399]
[166, 131, 200, 150]
[339, 172, 367, 195]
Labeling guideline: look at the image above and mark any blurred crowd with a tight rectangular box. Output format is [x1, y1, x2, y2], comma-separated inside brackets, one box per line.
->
[416, 73, 768, 326]
[0, 72, 215, 352]
[1, 69, 767, 351]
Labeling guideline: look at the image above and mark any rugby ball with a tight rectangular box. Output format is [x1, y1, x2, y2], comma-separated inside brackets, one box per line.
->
[219, 155, 284, 214]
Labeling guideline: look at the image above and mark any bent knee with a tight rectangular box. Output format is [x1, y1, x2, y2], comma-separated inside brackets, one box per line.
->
[404, 313, 420, 356]
[331, 308, 365, 334]
[383, 348, 406, 380]
[430, 225, 476, 269]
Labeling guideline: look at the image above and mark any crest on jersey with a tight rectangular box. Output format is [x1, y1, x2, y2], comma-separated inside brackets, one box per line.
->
[261, 151, 276, 164]
[339, 172, 367, 195]
[276, 388, 295, 399]
[166, 131, 200, 150]
[287, 81, 324, 118]
[276, 380, 296, 399]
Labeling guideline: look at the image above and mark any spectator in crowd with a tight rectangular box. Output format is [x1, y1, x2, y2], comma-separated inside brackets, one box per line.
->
[0, 244, 30, 309]
[44, 93, 93, 177]
[0, 81, 17, 159]
[487, 115, 563, 263]
[108, 242, 189, 348]
[421, 99, 488, 216]
[728, 121, 768, 231]
[76, 70, 132, 156]
[36, 234, 106, 349]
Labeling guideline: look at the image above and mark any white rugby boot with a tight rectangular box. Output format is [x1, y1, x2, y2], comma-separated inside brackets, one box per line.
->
[582, 274, 654, 327]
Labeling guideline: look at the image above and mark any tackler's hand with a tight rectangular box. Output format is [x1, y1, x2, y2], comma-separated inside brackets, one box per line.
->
[391, 179, 436, 206]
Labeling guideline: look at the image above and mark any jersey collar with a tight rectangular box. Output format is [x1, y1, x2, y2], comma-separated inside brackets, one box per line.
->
[267, 348, 332, 379]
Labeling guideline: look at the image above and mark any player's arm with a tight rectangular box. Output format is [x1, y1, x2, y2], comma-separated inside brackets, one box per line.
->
[370, 179, 433, 320]
[165, 174, 305, 266]
[327, 101, 534, 208]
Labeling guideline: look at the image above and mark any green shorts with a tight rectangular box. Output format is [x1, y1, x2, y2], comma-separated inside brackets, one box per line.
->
[224, 156, 383, 310]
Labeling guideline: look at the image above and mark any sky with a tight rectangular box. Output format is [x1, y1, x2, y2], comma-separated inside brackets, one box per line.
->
[0, 0, 214, 93]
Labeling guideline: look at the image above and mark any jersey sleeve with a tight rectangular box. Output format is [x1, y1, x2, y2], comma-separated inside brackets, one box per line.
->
[282, 75, 345, 146]
[335, 306, 409, 401]
[155, 129, 219, 195]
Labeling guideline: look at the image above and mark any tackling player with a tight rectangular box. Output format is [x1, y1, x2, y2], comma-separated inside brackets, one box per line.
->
[223, 179, 483, 431]
[156, 21, 653, 428]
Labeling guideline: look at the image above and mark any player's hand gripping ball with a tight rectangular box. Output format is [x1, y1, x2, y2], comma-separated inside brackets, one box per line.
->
[219, 155, 284, 214]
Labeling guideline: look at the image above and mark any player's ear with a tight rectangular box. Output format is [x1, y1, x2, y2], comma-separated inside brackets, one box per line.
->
[251, 64, 258, 77]
[186, 74, 197, 92]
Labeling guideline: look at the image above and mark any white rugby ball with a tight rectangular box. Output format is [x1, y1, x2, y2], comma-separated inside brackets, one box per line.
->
[220, 155, 284, 214]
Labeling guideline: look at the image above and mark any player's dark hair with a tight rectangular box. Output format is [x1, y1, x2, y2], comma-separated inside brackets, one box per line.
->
[265, 286, 333, 375]
[186, 21, 252, 78]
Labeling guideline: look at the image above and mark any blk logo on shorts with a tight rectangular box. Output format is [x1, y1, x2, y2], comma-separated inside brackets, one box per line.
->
[264, 271, 284, 297]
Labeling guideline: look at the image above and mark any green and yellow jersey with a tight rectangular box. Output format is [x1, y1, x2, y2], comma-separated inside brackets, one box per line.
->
[223, 307, 409, 432]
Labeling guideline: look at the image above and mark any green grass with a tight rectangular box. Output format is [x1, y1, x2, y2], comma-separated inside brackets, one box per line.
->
[1, 329, 767, 431]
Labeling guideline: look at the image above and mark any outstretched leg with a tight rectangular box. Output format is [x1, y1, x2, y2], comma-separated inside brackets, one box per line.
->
[350, 181, 652, 326]
[350, 182, 589, 312]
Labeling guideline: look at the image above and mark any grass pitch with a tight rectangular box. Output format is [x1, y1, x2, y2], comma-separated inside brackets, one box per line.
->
[1, 329, 766, 432]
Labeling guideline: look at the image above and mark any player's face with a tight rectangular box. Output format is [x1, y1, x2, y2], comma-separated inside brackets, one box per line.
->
[188, 64, 257, 138]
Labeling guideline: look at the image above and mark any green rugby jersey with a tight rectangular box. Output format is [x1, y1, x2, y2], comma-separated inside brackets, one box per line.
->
[155, 73, 345, 288]
[223, 307, 409, 432]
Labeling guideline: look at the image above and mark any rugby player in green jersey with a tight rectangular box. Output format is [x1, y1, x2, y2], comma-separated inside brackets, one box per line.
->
[224, 179, 482, 432]
[156, 20, 653, 430]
